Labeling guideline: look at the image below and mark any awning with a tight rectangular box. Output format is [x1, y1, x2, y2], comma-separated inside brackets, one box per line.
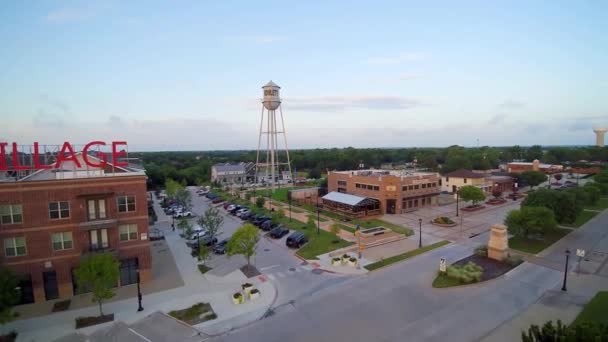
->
[322, 191, 376, 206]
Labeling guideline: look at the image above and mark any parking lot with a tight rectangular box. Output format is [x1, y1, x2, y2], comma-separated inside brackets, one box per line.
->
[156, 187, 351, 308]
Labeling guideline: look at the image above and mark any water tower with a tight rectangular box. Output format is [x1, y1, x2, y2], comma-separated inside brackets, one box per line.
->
[593, 125, 607, 147]
[255, 81, 292, 190]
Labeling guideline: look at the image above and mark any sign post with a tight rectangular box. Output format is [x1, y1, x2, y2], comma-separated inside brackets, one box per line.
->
[576, 249, 585, 274]
[439, 258, 446, 274]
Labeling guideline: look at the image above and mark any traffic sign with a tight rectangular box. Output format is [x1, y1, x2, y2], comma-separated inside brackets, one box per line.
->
[439, 258, 446, 272]
[576, 249, 585, 258]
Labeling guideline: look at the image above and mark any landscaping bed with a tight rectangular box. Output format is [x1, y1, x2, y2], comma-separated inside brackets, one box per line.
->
[198, 264, 212, 274]
[561, 210, 599, 228]
[431, 216, 457, 227]
[432, 253, 522, 288]
[460, 205, 486, 212]
[75, 314, 114, 329]
[585, 197, 608, 211]
[240, 264, 261, 278]
[364, 240, 450, 271]
[352, 218, 413, 236]
[486, 198, 506, 205]
[509, 228, 571, 254]
[168, 302, 217, 325]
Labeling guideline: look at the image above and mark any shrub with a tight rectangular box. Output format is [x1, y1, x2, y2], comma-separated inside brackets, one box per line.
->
[446, 262, 483, 284]
[255, 197, 266, 208]
[434, 216, 455, 225]
[245, 193, 252, 201]
[504, 254, 523, 267]
[474, 245, 488, 257]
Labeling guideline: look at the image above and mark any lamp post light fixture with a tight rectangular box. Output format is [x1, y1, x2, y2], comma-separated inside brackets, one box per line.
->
[418, 218, 422, 248]
[136, 269, 144, 312]
[561, 249, 571, 291]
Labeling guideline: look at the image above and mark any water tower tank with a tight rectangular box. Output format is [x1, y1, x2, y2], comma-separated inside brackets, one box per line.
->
[262, 80, 281, 110]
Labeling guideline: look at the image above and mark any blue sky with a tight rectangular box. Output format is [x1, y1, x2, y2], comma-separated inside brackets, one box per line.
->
[1, 0, 607, 151]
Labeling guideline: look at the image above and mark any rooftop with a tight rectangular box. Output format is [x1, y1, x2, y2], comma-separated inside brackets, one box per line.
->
[442, 168, 485, 179]
[331, 169, 436, 178]
[322, 191, 372, 206]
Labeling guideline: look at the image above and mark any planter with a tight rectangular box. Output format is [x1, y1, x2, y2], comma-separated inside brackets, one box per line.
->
[432, 217, 457, 227]
[75, 314, 114, 329]
[486, 198, 506, 205]
[249, 289, 260, 300]
[348, 257, 358, 267]
[241, 283, 254, 295]
[232, 293, 244, 305]
[461, 205, 486, 212]
[331, 257, 342, 266]
[341, 254, 350, 264]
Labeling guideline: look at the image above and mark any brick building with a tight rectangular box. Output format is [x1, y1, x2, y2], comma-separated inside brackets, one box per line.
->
[0, 155, 151, 304]
[506, 160, 563, 174]
[326, 170, 441, 215]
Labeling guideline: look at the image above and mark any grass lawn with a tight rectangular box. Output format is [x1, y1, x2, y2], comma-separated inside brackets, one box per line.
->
[335, 223, 355, 233]
[572, 291, 608, 325]
[364, 240, 450, 271]
[272, 215, 353, 259]
[509, 228, 571, 254]
[562, 210, 599, 228]
[289, 207, 304, 213]
[169, 302, 217, 325]
[432, 274, 463, 288]
[269, 187, 310, 202]
[353, 218, 413, 236]
[585, 197, 608, 211]
[308, 214, 328, 222]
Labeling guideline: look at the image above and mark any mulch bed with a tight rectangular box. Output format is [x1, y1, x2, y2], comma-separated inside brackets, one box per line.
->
[453, 254, 520, 281]
[75, 314, 114, 329]
[52, 299, 71, 312]
[486, 198, 507, 205]
[240, 264, 261, 278]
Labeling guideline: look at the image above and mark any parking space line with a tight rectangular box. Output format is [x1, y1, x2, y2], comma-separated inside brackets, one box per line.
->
[301, 265, 312, 271]
[260, 264, 280, 271]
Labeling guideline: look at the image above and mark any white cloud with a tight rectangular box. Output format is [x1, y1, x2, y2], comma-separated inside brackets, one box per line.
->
[45, 8, 91, 23]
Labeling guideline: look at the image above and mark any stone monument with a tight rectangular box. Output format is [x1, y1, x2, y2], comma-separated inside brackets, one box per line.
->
[487, 224, 508, 261]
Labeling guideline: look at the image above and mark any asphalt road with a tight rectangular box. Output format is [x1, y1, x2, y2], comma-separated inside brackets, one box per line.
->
[180, 188, 350, 308]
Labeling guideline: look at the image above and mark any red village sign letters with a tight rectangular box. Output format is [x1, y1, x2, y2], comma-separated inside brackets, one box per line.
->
[0, 141, 128, 171]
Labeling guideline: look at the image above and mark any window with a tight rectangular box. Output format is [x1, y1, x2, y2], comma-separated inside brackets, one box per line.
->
[119, 224, 138, 241]
[446, 177, 449, 182]
[402, 186, 407, 192]
[464, 178, 467, 184]
[355, 183, 361, 188]
[367, 184, 373, 190]
[49, 202, 70, 219]
[87, 199, 106, 220]
[422, 184, 427, 189]
[337, 180, 347, 186]
[117, 196, 136, 213]
[90, 229, 109, 250]
[4, 237, 26, 257]
[373, 186, 380, 191]
[414, 185, 419, 190]
[52, 232, 73, 251]
[432, 183, 437, 187]
[1, 205, 22, 224]
[408, 185, 413, 191]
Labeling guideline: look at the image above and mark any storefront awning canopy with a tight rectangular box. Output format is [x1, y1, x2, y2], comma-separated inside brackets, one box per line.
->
[322, 191, 377, 207]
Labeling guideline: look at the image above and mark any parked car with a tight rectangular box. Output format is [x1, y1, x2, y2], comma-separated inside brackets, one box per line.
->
[191, 235, 218, 249]
[236, 208, 250, 218]
[253, 216, 271, 226]
[240, 212, 252, 220]
[270, 226, 289, 239]
[229, 205, 243, 215]
[213, 239, 229, 254]
[223, 202, 232, 210]
[226, 204, 236, 212]
[260, 220, 278, 231]
[286, 232, 308, 248]
[173, 210, 192, 218]
[212, 197, 224, 204]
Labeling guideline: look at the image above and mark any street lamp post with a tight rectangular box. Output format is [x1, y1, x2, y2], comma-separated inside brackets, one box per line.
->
[561, 249, 571, 291]
[418, 218, 422, 248]
[357, 225, 361, 259]
[289, 196, 292, 222]
[136, 270, 144, 312]
[316, 196, 320, 235]
[454, 190, 460, 217]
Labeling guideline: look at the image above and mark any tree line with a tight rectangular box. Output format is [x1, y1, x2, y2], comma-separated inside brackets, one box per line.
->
[134, 145, 608, 189]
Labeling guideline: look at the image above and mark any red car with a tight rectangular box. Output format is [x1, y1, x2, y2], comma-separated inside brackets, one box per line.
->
[223, 202, 232, 209]
[212, 197, 224, 204]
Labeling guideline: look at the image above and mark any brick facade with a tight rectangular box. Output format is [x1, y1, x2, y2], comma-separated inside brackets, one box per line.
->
[328, 170, 441, 214]
[0, 175, 151, 304]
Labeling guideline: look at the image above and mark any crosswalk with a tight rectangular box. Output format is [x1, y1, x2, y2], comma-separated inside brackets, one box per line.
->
[265, 265, 313, 280]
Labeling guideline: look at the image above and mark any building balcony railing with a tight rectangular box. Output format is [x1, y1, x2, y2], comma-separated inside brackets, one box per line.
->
[78, 219, 118, 230]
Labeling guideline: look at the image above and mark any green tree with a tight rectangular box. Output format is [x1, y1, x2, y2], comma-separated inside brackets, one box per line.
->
[306, 216, 317, 230]
[255, 196, 266, 208]
[165, 178, 182, 198]
[175, 188, 192, 211]
[520, 171, 548, 189]
[458, 185, 486, 205]
[75, 254, 119, 316]
[522, 188, 579, 224]
[0, 268, 19, 326]
[505, 207, 557, 238]
[198, 243, 211, 264]
[442, 155, 472, 174]
[197, 207, 224, 241]
[330, 223, 341, 242]
[583, 184, 601, 204]
[585, 181, 608, 196]
[525, 145, 544, 161]
[227, 224, 260, 266]
[521, 320, 608, 341]
[178, 218, 193, 238]
[272, 208, 285, 221]
[594, 170, 608, 184]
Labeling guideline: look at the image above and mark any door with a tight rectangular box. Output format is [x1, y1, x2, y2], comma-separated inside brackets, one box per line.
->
[17, 274, 35, 305]
[452, 185, 457, 193]
[119, 258, 139, 286]
[386, 199, 396, 214]
[43, 271, 59, 301]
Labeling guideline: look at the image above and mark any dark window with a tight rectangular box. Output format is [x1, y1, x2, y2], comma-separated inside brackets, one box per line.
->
[117, 196, 136, 212]
[338, 180, 347, 186]
[408, 185, 413, 190]
[464, 178, 467, 184]
[49, 201, 70, 219]
[373, 186, 380, 191]
[414, 185, 419, 190]
[422, 184, 427, 189]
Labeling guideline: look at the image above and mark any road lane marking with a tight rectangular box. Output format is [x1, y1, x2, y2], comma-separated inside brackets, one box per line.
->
[260, 264, 280, 271]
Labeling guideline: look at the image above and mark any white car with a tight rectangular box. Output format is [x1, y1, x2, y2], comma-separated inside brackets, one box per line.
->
[174, 210, 193, 218]
[226, 204, 236, 212]
[236, 208, 249, 217]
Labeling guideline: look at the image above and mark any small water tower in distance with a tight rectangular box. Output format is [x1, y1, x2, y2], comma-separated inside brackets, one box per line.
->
[255, 81, 292, 191]
[593, 125, 607, 147]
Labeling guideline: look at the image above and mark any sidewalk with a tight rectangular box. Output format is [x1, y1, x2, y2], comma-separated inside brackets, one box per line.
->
[7, 201, 277, 342]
